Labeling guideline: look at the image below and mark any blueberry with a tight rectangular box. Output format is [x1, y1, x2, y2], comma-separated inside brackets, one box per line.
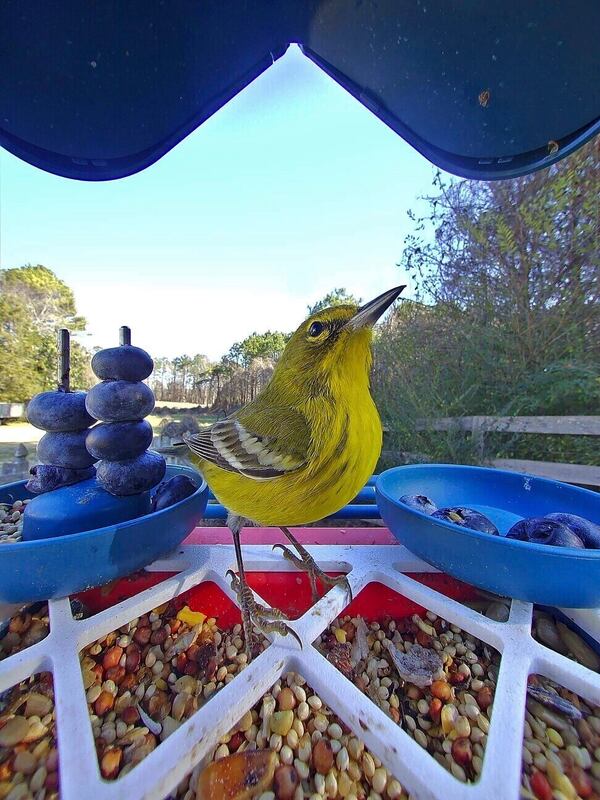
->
[432, 506, 499, 535]
[96, 450, 166, 496]
[399, 494, 437, 515]
[92, 345, 153, 382]
[506, 517, 585, 549]
[27, 390, 95, 431]
[151, 475, 197, 511]
[26, 464, 96, 494]
[37, 430, 98, 469]
[86, 380, 155, 423]
[86, 420, 153, 461]
[544, 513, 600, 549]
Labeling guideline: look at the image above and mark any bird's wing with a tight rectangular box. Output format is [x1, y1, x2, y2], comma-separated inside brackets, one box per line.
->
[183, 407, 310, 480]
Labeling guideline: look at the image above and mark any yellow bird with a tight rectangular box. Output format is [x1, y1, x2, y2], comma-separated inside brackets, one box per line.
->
[184, 286, 404, 657]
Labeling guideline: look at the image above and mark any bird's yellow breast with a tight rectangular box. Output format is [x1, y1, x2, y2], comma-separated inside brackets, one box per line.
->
[196, 389, 382, 527]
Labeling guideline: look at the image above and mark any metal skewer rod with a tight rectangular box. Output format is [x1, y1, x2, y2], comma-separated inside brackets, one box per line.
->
[57, 328, 70, 392]
[119, 326, 131, 346]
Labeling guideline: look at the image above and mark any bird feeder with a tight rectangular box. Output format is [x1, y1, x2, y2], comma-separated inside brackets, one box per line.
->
[1, 5, 599, 800]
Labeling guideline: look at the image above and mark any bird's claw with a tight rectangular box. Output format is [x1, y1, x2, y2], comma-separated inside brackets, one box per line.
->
[226, 568, 302, 657]
[226, 568, 240, 592]
[251, 602, 303, 651]
[272, 542, 306, 571]
[273, 540, 352, 603]
[264, 620, 303, 650]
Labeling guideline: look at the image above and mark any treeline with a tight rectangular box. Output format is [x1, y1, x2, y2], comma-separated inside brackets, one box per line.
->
[153, 135, 599, 469]
[0, 260, 355, 413]
[148, 289, 359, 412]
[150, 349, 280, 410]
[0, 264, 92, 401]
[372, 139, 599, 466]
[2, 140, 597, 474]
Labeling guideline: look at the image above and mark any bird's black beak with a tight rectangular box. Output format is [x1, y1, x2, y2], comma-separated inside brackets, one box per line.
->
[346, 286, 405, 331]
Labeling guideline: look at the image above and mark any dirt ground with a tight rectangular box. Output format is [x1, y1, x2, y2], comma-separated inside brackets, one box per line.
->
[0, 421, 43, 445]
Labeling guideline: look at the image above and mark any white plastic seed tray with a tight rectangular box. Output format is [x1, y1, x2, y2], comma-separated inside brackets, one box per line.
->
[2, 539, 600, 800]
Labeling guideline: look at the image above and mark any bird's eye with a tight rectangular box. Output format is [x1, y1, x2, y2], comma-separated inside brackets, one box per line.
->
[308, 321, 325, 338]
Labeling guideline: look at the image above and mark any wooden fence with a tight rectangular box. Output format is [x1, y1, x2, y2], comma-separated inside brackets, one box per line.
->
[2, 416, 598, 488]
[0, 403, 25, 423]
[415, 416, 600, 487]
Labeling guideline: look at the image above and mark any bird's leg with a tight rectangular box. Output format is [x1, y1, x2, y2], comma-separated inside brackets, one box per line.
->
[226, 514, 258, 659]
[274, 527, 352, 604]
[226, 514, 302, 660]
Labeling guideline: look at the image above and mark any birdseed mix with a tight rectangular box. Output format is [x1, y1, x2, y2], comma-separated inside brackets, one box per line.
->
[179, 670, 411, 800]
[532, 610, 600, 673]
[316, 612, 499, 785]
[0, 606, 50, 662]
[2, 595, 600, 800]
[0, 501, 26, 545]
[79, 599, 267, 781]
[0, 672, 58, 800]
[521, 674, 600, 800]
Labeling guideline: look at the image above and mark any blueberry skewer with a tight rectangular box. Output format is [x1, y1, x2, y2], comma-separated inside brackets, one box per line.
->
[86, 326, 165, 496]
[26, 329, 96, 493]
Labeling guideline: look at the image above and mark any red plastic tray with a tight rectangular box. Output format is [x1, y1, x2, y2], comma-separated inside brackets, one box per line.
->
[77, 526, 480, 625]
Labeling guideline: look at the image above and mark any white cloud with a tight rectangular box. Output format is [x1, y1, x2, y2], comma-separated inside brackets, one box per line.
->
[73, 263, 409, 362]
[74, 280, 307, 360]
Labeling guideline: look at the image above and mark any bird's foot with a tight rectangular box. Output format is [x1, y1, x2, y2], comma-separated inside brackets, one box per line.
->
[226, 569, 302, 660]
[273, 536, 352, 604]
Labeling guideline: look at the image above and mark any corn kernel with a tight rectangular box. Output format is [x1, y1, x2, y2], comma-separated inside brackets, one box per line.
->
[176, 606, 207, 626]
[546, 762, 577, 800]
[334, 628, 347, 644]
[547, 728, 564, 748]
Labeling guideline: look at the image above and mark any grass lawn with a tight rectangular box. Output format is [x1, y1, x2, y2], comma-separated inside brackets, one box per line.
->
[0, 411, 218, 478]
[0, 421, 44, 445]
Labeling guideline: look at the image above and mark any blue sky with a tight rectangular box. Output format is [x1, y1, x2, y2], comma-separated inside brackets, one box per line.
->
[0, 45, 440, 360]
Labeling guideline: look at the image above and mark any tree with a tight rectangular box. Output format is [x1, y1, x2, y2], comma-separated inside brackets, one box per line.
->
[373, 140, 599, 467]
[152, 357, 171, 400]
[401, 143, 599, 375]
[0, 294, 46, 400]
[307, 288, 361, 316]
[0, 265, 91, 401]
[0, 264, 86, 334]
[226, 331, 290, 367]
[148, 353, 219, 406]
[394, 141, 599, 413]
[188, 354, 212, 404]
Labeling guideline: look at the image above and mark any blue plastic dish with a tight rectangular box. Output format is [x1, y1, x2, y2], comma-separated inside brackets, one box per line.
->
[0, 465, 208, 603]
[538, 606, 600, 659]
[376, 464, 600, 608]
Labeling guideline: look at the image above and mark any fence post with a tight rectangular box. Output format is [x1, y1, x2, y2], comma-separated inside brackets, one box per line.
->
[0, 444, 30, 483]
[471, 418, 485, 460]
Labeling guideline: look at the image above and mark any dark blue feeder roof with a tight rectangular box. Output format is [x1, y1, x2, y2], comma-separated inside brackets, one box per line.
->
[1, 1, 599, 181]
